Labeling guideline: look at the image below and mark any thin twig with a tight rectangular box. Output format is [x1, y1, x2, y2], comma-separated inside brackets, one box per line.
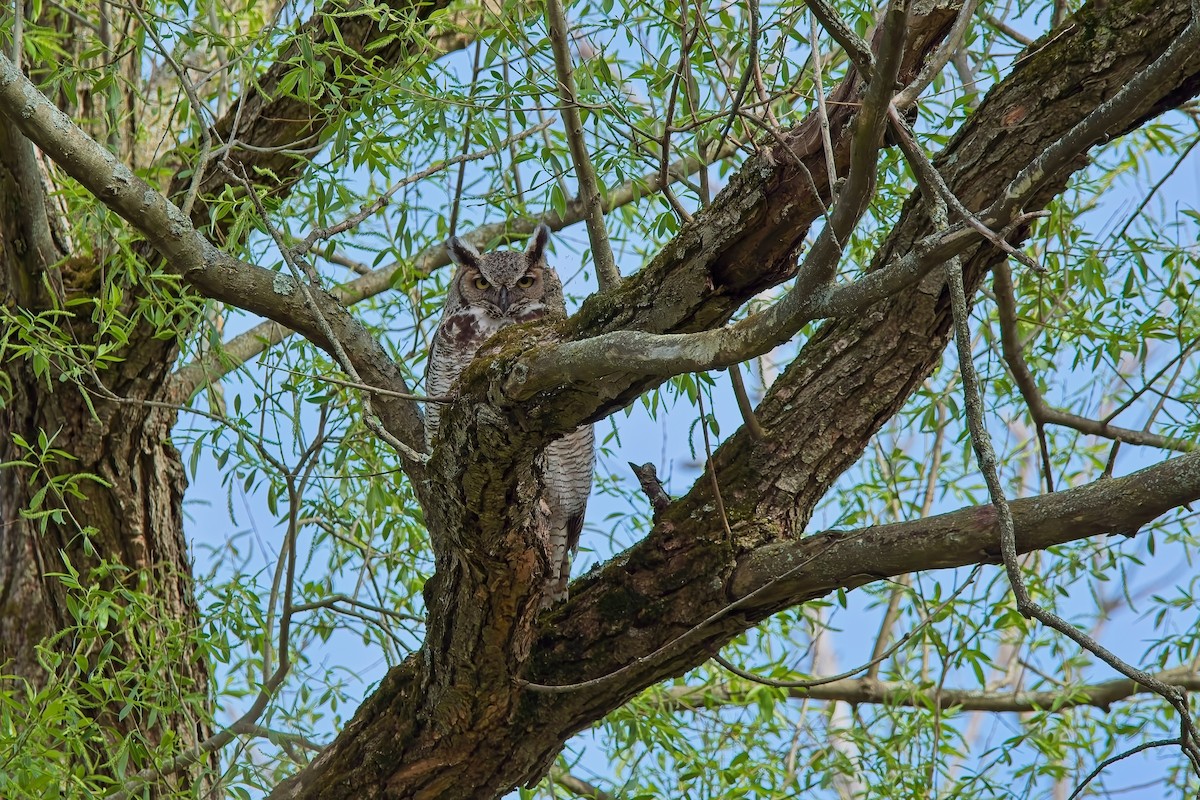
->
[712, 567, 979, 690]
[1066, 739, 1182, 800]
[449, 31, 485, 235]
[267, 364, 450, 403]
[291, 593, 424, 623]
[729, 363, 765, 440]
[296, 120, 552, 255]
[696, 387, 734, 540]
[545, 0, 620, 290]
[982, 13, 1033, 46]
[1113, 132, 1200, 243]
[550, 766, 617, 800]
[12, 0, 23, 63]
[809, 13, 839, 202]
[947, 197, 1200, 776]
[657, 0, 701, 223]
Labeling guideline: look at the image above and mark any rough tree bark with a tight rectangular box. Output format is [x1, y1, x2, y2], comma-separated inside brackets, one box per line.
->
[1, 0, 1199, 798]
[0, 0, 450, 792]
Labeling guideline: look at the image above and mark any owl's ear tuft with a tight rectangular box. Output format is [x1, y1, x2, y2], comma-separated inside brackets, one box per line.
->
[525, 224, 551, 266]
[447, 237, 482, 268]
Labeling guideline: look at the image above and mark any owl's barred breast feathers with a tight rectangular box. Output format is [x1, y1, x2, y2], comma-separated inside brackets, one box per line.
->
[424, 225, 594, 608]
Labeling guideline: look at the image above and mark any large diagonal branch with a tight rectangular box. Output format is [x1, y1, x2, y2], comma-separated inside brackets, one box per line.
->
[0, 56, 425, 457]
[272, 448, 1200, 798]
[171, 0, 456, 227]
[500, 0, 1200, 765]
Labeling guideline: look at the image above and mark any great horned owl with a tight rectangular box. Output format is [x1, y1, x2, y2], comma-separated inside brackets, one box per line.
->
[425, 224, 594, 607]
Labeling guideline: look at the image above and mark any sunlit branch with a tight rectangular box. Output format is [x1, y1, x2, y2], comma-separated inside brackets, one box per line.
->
[167, 142, 744, 401]
[0, 52, 426, 458]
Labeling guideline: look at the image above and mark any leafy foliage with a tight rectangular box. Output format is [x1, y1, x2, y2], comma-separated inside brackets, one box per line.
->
[1, 0, 1199, 797]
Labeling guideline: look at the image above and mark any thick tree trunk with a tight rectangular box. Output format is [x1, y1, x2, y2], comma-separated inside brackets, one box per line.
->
[4, 0, 1200, 798]
[0, 0, 461, 793]
[0, 10, 211, 790]
[268, 1, 1200, 797]
[0, 128, 211, 787]
[0, 359, 211, 785]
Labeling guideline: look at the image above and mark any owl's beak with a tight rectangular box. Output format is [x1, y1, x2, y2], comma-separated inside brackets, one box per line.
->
[498, 286, 510, 311]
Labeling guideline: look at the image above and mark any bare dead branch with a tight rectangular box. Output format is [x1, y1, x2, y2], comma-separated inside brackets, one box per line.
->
[629, 462, 672, 516]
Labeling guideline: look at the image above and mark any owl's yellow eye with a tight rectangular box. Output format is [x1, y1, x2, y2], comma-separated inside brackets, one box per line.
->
[516, 275, 536, 288]
[472, 276, 491, 290]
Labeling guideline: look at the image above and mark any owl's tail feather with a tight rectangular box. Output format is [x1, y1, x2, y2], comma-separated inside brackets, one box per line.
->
[541, 511, 585, 609]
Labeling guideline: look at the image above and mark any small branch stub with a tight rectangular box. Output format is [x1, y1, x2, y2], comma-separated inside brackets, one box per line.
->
[630, 462, 672, 517]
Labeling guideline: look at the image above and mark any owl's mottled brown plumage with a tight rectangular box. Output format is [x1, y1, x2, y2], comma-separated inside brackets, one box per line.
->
[425, 225, 594, 607]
